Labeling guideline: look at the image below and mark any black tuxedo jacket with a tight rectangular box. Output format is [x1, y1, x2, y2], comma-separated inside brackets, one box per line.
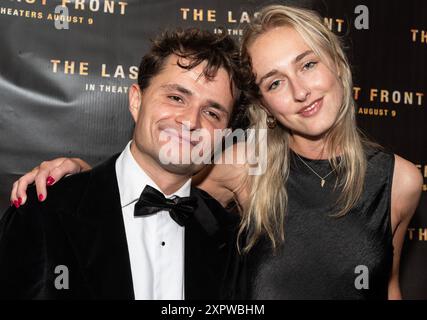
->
[0, 154, 239, 300]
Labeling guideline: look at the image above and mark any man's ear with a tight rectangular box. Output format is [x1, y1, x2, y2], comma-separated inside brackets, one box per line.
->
[128, 84, 143, 122]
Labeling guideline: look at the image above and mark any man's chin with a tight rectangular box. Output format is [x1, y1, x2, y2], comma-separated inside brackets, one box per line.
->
[159, 162, 205, 176]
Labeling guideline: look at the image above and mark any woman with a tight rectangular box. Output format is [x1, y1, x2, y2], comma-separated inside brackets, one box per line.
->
[10, 5, 422, 299]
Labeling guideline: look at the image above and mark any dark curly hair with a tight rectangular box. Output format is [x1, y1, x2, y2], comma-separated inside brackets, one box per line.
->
[137, 28, 251, 129]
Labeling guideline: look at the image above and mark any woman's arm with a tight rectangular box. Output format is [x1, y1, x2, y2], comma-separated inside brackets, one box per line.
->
[193, 143, 250, 210]
[10, 157, 91, 206]
[10, 143, 252, 209]
[388, 154, 423, 299]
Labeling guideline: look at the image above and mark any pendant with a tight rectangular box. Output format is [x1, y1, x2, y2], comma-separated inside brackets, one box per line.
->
[321, 179, 325, 187]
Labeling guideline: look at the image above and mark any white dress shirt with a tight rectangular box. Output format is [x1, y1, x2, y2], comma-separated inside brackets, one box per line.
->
[115, 141, 191, 300]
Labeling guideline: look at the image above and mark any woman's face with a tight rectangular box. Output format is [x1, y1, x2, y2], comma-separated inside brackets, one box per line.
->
[248, 26, 344, 139]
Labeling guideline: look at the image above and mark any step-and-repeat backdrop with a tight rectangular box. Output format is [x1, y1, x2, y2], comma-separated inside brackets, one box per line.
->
[0, 0, 426, 299]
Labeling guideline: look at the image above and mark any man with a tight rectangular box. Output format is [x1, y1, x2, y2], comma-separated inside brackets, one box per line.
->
[0, 28, 245, 299]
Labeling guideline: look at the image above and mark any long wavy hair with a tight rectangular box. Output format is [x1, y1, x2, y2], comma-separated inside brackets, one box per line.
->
[239, 5, 374, 252]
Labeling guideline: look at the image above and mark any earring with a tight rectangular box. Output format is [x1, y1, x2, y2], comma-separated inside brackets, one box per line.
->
[266, 115, 277, 129]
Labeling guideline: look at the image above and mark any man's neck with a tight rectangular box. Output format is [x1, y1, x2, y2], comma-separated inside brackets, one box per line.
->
[130, 142, 191, 195]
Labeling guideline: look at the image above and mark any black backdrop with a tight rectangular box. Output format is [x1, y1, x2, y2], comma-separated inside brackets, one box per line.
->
[0, 0, 426, 299]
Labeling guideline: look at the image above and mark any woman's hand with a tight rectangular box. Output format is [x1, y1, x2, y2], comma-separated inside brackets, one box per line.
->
[10, 157, 92, 207]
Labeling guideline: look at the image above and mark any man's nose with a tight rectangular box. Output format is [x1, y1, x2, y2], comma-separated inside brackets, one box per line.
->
[175, 106, 202, 131]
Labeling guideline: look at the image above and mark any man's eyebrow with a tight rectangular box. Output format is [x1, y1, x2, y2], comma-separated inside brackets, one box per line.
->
[257, 50, 315, 86]
[160, 84, 193, 96]
[206, 100, 229, 115]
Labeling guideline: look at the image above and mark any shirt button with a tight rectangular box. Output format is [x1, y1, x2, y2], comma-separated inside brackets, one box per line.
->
[161, 241, 166, 246]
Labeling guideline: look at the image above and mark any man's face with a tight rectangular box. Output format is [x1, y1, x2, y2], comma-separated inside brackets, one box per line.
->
[129, 54, 235, 176]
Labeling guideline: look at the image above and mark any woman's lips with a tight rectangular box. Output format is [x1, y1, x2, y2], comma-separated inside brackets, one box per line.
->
[298, 97, 323, 117]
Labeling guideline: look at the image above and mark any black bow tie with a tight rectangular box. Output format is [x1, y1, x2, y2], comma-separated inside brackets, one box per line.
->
[134, 185, 198, 226]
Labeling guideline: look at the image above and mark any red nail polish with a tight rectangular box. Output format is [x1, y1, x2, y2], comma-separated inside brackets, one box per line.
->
[18, 197, 22, 205]
[13, 200, 20, 208]
[38, 194, 44, 201]
[46, 176, 55, 186]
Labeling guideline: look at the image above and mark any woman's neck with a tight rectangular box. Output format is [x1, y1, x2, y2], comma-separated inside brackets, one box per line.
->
[289, 134, 330, 160]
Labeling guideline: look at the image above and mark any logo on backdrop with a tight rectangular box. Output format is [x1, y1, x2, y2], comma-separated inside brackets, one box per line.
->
[50, 59, 137, 94]
[407, 228, 427, 241]
[410, 28, 427, 45]
[178, 5, 370, 36]
[1, 0, 129, 27]
[416, 163, 427, 192]
[354, 86, 424, 118]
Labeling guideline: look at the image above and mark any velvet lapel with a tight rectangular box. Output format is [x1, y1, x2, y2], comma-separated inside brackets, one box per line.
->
[58, 154, 134, 299]
[184, 187, 232, 300]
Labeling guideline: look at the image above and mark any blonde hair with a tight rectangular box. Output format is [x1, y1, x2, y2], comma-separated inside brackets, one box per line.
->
[239, 5, 373, 252]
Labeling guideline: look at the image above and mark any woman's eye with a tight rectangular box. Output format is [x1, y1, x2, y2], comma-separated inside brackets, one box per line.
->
[169, 95, 183, 103]
[303, 61, 317, 70]
[268, 80, 281, 91]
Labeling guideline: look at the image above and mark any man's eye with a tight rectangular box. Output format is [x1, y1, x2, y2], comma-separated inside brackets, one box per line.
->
[169, 95, 183, 103]
[268, 80, 281, 91]
[205, 110, 220, 120]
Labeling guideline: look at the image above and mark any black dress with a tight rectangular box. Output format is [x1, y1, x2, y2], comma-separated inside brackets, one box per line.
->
[233, 148, 395, 300]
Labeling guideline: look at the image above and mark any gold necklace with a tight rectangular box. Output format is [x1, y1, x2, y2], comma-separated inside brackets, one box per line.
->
[295, 153, 337, 188]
